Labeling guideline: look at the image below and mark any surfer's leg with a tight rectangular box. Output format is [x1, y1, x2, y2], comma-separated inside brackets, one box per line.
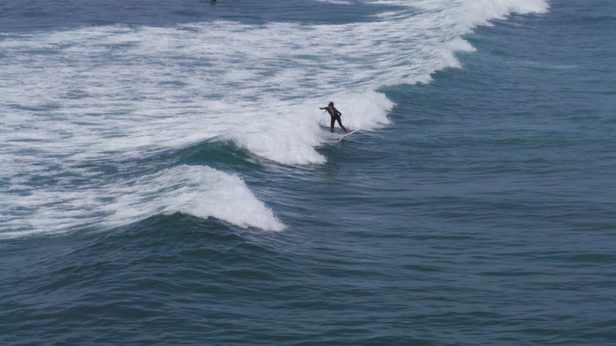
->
[336, 117, 348, 133]
[330, 117, 335, 133]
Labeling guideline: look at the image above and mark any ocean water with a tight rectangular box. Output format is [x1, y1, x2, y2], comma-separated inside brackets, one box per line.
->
[2, 0, 616, 344]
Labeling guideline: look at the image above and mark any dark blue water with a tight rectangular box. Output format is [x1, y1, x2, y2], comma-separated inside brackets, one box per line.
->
[2, 0, 616, 344]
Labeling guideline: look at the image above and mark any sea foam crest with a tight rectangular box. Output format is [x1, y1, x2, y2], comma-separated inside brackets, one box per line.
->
[0, 165, 283, 240]
[104, 165, 284, 232]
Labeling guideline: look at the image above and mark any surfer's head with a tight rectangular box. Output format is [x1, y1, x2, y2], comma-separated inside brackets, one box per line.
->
[328, 101, 334, 107]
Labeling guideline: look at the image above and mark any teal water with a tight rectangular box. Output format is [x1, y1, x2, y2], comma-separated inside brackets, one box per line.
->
[2, 0, 616, 344]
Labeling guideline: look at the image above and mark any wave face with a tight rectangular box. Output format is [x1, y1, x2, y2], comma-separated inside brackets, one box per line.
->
[0, 0, 547, 238]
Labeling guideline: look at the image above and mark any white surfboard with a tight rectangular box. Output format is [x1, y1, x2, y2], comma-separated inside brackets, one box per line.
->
[338, 129, 360, 142]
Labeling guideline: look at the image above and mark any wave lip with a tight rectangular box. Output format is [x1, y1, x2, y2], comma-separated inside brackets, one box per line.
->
[105, 165, 285, 232]
[0, 165, 284, 240]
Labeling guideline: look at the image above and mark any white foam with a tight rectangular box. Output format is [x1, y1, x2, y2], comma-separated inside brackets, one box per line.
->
[0, 0, 548, 237]
[0, 165, 283, 240]
[104, 165, 284, 231]
[0, 0, 548, 164]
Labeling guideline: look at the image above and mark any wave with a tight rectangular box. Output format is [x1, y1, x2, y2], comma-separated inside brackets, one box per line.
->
[0, 0, 548, 237]
[0, 165, 283, 240]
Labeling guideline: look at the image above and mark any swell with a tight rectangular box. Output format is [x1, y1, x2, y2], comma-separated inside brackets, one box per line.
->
[1, 214, 287, 344]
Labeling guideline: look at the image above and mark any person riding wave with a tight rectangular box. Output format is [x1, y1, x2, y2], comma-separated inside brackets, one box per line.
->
[320, 101, 349, 134]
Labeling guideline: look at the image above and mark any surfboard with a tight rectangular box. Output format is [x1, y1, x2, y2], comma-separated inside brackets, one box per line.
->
[338, 129, 360, 142]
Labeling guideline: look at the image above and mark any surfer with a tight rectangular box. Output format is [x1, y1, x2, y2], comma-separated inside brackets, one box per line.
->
[320, 101, 349, 134]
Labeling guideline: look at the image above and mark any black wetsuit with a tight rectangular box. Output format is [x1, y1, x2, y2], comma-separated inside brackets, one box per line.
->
[320, 105, 348, 133]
